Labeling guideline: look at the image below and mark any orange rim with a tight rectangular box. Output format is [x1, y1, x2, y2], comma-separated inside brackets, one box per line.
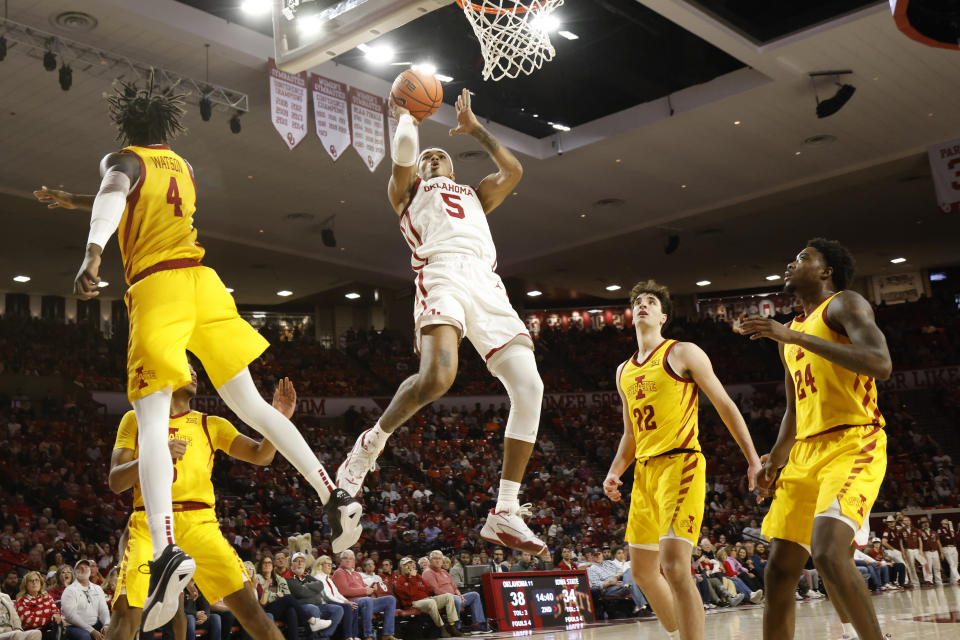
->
[456, 0, 552, 15]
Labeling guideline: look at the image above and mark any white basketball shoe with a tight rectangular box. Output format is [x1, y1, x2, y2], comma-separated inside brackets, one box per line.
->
[480, 503, 548, 556]
[336, 428, 382, 497]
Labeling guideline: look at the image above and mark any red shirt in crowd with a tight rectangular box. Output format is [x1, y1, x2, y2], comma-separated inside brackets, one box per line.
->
[15, 594, 60, 629]
[939, 523, 959, 547]
[900, 526, 921, 550]
[422, 568, 460, 597]
[920, 528, 940, 552]
[556, 560, 577, 571]
[866, 547, 885, 563]
[394, 574, 432, 607]
[332, 568, 369, 599]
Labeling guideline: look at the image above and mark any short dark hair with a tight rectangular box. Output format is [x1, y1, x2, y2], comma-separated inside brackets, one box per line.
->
[806, 238, 855, 291]
[629, 280, 673, 323]
[107, 71, 187, 146]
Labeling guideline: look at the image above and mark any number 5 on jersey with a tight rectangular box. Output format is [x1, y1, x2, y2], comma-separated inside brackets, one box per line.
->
[441, 193, 464, 219]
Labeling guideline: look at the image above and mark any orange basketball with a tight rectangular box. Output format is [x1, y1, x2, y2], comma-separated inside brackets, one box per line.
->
[390, 69, 443, 121]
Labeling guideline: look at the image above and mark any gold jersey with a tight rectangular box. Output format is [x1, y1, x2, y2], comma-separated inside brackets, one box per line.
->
[784, 292, 885, 440]
[114, 409, 239, 508]
[619, 339, 700, 462]
[117, 145, 204, 284]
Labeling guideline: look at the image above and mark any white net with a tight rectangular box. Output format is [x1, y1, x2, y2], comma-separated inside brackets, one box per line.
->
[457, 0, 564, 81]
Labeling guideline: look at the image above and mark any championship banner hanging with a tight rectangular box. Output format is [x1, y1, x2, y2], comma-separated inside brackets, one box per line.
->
[311, 74, 351, 161]
[928, 138, 960, 213]
[268, 58, 308, 150]
[349, 87, 386, 172]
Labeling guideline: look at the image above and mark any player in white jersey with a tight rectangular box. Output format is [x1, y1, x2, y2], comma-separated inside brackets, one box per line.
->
[337, 89, 548, 557]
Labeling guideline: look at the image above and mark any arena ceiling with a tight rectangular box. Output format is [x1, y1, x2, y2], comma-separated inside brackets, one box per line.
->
[0, 0, 959, 308]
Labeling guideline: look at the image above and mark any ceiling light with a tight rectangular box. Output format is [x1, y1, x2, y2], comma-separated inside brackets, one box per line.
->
[530, 14, 560, 32]
[794, 151, 802, 156]
[551, 123, 571, 131]
[681, 184, 687, 189]
[345, 292, 361, 300]
[43, 50, 56, 71]
[605, 284, 621, 292]
[412, 62, 437, 76]
[58, 64, 72, 91]
[527, 290, 543, 297]
[765, 275, 781, 281]
[97, 281, 109, 288]
[579, 213, 586, 218]
[588, 309, 603, 314]
[276, 290, 293, 297]
[225, 287, 235, 293]
[199, 96, 212, 122]
[229, 112, 242, 134]
[557, 30, 579, 40]
[359, 43, 394, 63]
[241, 0, 271, 15]
[890, 257, 906, 264]
[298, 15, 323, 35]
[733, 120, 741, 125]
[435, 73, 453, 83]
[664, 234, 680, 255]
[12, 275, 30, 283]
[252, 312, 266, 319]
[696, 280, 711, 287]
[532, 114, 538, 118]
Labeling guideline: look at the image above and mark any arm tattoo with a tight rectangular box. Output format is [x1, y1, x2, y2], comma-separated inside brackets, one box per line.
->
[438, 349, 453, 368]
[470, 126, 501, 156]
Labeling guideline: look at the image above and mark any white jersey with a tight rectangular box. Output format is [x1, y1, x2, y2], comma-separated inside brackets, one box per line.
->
[399, 176, 498, 270]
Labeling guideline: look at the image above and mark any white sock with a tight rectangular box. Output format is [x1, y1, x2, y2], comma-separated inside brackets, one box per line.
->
[666, 630, 680, 640]
[133, 387, 175, 559]
[841, 622, 856, 637]
[363, 422, 391, 452]
[495, 479, 521, 513]
[217, 368, 334, 502]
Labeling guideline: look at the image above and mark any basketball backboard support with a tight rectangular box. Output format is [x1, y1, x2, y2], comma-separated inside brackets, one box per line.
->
[273, 0, 455, 73]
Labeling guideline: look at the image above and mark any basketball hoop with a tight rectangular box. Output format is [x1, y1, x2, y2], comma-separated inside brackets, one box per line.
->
[456, 0, 564, 81]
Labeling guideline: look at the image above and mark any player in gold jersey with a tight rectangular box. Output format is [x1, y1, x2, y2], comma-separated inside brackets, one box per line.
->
[741, 239, 892, 640]
[33, 75, 360, 631]
[604, 281, 761, 640]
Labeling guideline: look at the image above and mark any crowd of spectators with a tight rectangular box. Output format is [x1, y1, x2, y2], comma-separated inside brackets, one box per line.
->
[0, 295, 958, 638]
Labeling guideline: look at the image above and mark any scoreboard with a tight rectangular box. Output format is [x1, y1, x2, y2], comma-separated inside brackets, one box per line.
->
[481, 570, 595, 631]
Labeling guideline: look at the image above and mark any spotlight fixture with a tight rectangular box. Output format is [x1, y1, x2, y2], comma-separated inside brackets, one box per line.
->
[58, 63, 72, 91]
[664, 234, 680, 255]
[696, 280, 711, 287]
[605, 284, 621, 292]
[12, 275, 31, 283]
[225, 287, 235, 293]
[43, 50, 56, 71]
[276, 290, 293, 297]
[810, 71, 855, 119]
[229, 111, 241, 134]
[890, 257, 906, 264]
[765, 275, 781, 281]
[526, 290, 543, 297]
[345, 292, 361, 300]
[321, 228, 336, 247]
[199, 96, 212, 121]
[0, 36, 7, 61]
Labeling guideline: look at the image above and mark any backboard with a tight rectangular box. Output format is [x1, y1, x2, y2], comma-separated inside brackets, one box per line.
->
[272, 0, 455, 73]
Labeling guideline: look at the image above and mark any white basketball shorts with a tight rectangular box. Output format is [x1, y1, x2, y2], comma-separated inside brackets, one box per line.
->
[412, 253, 532, 367]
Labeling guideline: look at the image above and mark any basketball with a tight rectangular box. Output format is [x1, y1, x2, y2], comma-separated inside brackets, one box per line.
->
[390, 69, 443, 121]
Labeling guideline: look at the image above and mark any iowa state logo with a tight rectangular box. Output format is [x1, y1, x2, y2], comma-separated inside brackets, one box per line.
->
[843, 493, 869, 517]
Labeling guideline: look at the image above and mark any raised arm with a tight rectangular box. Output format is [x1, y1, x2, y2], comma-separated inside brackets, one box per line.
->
[73, 152, 140, 299]
[603, 362, 636, 503]
[672, 342, 761, 491]
[740, 291, 892, 380]
[449, 88, 522, 214]
[109, 440, 186, 494]
[33, 188, 95, 211]
[755, 344, 798, 502]
[387, 98, 421, 215]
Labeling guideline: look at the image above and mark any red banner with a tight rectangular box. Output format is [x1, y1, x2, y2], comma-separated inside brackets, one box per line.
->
[269, 58, 308, 150]
[349, 87, 386, 172]
[310, 74, 351, 161]
[928, 138, 960, 214]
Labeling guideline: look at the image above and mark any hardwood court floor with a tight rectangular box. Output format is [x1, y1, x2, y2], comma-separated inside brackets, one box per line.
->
[485, 585, 960, 639]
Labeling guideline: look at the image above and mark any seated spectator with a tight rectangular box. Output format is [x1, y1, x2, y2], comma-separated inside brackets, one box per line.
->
[378, 560, 398, 593]
[556, 547, 577, 571]
[14, 572, 61, 631]
[513, 552, 535, 572]
[692, 547, 743, 608]
[332, 550, 397, 640]
[866, 539, 904, 588]
[60, 560, 110, 640]
[359, 559, 391, 597]
[584, 548, 629, 598]
[0, 589, 41, 640]
[394, 558, 462, 637]
[422, 550, 490, 634]
[47, 568, 72, 607]
[449, 553, 470, 589]
[853, 549, 890, 592]
[733, 548, 764, 591]
[254, 555, 331, 640]
[311, 556, 359, 640]
[714, 548, 763, 604]
[2, 573, 19, 600]
[487, 549, 508, 574]
[183, 581, 220, 640]
[273, 552, 293, 580]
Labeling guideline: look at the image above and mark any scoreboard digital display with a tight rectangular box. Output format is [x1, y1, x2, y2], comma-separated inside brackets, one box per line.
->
[481, 570, 595, 631]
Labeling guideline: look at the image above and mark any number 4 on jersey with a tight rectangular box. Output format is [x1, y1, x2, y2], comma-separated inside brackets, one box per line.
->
[167, 176, 183, 217]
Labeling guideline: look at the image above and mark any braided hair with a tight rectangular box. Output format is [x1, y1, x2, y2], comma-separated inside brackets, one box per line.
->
[106, 70, 187, 146]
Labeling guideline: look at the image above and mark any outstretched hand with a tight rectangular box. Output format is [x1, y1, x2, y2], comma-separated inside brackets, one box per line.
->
[272, 377, 297, 419]
[739, 317, 797, 344]
[388, 95, 418, 124]
[449, 88, 480, 136]
[34, 186, 78, 210]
